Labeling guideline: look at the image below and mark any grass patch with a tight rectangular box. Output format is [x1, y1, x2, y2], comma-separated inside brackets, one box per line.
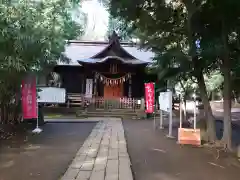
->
[44, 114, 63, 118]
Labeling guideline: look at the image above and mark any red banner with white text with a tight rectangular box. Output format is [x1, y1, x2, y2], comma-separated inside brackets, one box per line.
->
[144, 82, 155, 113]
[21, 76, 37, 119]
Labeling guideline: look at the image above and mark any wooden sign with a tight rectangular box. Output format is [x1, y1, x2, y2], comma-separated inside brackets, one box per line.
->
[85, 79, 93, 98]
[178, 128, 201, 146]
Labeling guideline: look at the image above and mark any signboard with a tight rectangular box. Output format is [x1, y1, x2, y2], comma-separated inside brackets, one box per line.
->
[178, 128, 201, 146]
[21, 76, 37, 119]
[38, 87, 66, 103]
[85, 79, 93, 98]
[137, 100, 141, 105]
[159, 91, 172, 112]
[144, 82, 155, 113]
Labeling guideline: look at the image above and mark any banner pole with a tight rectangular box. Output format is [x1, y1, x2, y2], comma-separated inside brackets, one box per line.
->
[153, 83, 156, 129]
[36, 102, 39, 128]
[168, 107, 173, 137]
[167, 90, 174, 138]
[153, 110, 156, 129]
[159, 109, 164, 129]
[193, 98, 197, 130]
[159, 93, 164, 129]
[179, 94, 182, 129]
[32, 75, 42, 134]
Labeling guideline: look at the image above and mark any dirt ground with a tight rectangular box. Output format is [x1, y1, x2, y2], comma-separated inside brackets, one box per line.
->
[123, 119, 240, 180]
[0, 122, 96, 180]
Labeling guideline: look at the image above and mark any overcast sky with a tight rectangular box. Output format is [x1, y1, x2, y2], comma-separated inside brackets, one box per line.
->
[81, 0, 109, 40]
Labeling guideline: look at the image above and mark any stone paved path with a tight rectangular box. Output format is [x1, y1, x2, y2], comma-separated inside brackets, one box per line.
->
[61, 119, 133, 180]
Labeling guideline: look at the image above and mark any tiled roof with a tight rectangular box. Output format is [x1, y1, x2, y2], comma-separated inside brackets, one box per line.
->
[59, 41, 154, 66]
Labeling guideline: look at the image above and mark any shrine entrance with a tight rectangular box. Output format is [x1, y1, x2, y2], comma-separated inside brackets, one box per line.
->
[95, 72, 131, 99]
[104, 83, 123, 99]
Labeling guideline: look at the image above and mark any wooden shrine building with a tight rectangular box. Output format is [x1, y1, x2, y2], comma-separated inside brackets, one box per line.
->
[41, 32, 156, 108]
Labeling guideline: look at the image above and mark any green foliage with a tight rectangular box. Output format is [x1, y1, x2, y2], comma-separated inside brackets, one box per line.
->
[109, 0, 193, 78]
[0, 0, 84, 123]
[108, 0, 235, 95]
[107, 15, 134, 41]
[205, 71, 223, 93]
[108, 0, 219, 142]
[109, 0, 240, 147]
[0, 0, 83, 72]
[175, 77, 197, 98]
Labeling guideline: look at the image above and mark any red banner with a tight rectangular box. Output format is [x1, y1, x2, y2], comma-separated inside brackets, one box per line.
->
[21, 76, 37, 119]
[144, 82, 155, 113]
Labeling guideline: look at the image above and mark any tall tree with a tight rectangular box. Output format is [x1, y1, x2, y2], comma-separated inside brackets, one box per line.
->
[109, 0, 217, 143]
[191, 0, 240, 149]
[107, 15, 130, 41]
[0, 0, 84, 123]
[106, 15, 140, 41]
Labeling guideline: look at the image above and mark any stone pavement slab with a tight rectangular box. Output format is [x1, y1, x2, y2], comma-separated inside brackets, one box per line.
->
[61, 118, 133, 180]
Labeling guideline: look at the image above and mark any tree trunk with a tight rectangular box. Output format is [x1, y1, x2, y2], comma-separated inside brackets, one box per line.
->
[183, 0, 216, 142]
[221, 20, 232, 150]
[222, 66, 232, 150]
[0, 104, 4, 124]
[232, 90, 238, 104]
[183, 96, 187, 121]
[1, 104, 8, 124]
[179, 81, 187, 121]
[196, 72, 216, 143]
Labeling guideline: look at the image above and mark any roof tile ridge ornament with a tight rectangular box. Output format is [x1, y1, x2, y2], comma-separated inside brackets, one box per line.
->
[97, 56, 127, 63]
[90, 31, 121, 59]
[108, 31, 120, 45]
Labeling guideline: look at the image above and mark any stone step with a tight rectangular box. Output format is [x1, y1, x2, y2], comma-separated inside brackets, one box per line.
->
[76, 110, 145, 119]
[43, 106, 154, 119]
[77, 111, 139, 115]
[87, 110, 141, 114]
[76, 114, 143, 119]
[43, 107, 142, 113]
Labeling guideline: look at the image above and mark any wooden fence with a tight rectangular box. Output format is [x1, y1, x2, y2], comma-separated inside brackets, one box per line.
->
[66, 94, 142, 110]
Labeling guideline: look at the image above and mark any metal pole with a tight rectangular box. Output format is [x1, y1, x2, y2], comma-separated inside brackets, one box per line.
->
[168, 91, 173, 137]
[159, 109, 164, 129]
[193, 97, 197, 130]
[153, 111, 156, 129]
[35, 75, 39, 129]
[153, 103, 157, 129]
[159, 93, 164, 129]
[168, 108, 173, 137]
[179, 95, 182, 129]
[36, 102, 39, 128]
[32, 75, 42, 134]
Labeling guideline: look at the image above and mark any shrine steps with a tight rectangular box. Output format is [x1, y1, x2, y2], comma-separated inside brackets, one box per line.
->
[43, 107, 146, 119]
[76, 109, 146, 119]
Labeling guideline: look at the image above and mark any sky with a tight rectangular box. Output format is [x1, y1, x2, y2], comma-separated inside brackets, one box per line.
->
[80, 0, 109, 40]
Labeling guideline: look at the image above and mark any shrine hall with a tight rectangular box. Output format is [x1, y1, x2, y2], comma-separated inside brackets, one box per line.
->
[39, 32, 157, 108]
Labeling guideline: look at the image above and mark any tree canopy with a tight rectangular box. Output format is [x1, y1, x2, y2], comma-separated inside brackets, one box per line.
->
[0, 0, 84, 123]
[109, 0, 240, 149]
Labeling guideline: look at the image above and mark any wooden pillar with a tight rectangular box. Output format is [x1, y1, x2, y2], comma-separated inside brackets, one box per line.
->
[237, 145, 240, 158]
[81, 74, 85, 108]
[81, 74, 85, 94]
[141, 98, 145, 110]
[93, 72, 97, 97]
[128, 75, 132, 98]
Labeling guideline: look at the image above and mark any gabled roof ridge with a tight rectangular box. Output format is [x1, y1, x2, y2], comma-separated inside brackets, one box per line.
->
[67, 40, 138, 47]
